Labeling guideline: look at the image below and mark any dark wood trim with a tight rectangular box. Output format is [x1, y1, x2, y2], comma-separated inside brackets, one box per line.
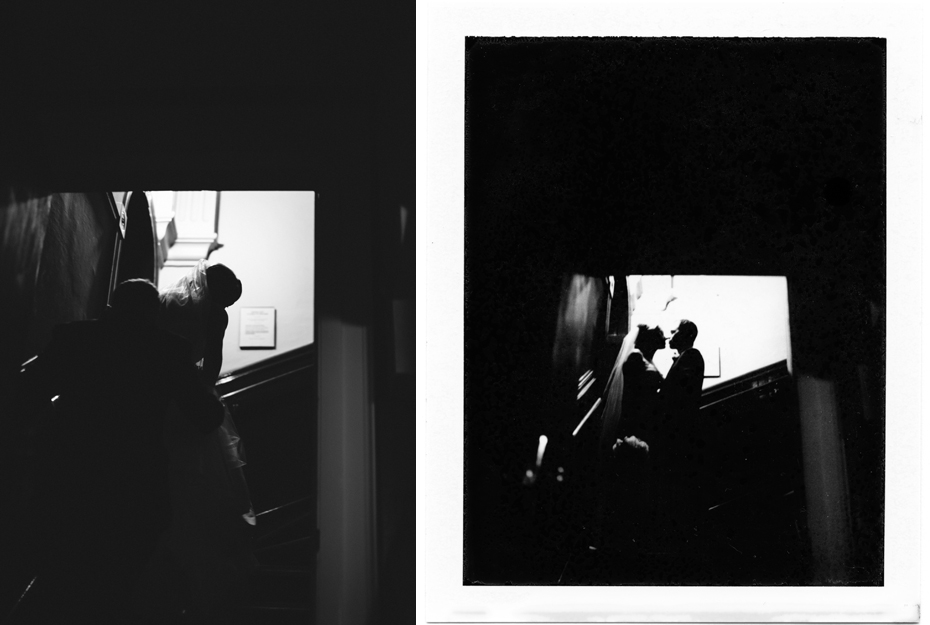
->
[220, 364, 314, 400]
[700, 359, 791, 409]
[104, 192, 124, 307]
[216, 343, 316, 398]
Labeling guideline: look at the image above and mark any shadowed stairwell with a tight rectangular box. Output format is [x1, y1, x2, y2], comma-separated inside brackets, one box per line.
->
[6, 345, 318, 624]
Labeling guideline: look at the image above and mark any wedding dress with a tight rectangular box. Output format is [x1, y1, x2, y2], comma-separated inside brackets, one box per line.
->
[134, 260, 255, 623]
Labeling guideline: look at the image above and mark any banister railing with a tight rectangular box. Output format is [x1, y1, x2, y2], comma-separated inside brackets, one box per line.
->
[215, 343, 316, 399]
[700, 360, 790, 410]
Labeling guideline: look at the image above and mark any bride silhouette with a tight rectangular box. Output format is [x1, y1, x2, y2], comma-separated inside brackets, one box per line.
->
[135, 260, 255, 623]
[596, 324, 666, 549]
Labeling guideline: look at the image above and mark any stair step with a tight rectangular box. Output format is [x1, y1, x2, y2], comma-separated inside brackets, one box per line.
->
[255, 514, 314, 548]
[254, 534, 316, 567]
[254, 497, 313, 525]
[254, 534, 314, 554]
[255, 564, 312, 576]
[243, 602, 313, 625]
[247, 602, 312, 611]
[250, 565, 312, 604]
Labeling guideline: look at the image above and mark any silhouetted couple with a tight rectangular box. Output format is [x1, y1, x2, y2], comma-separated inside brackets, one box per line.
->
[24, 263, 252, 623]
[600, 320, 705, 554]
[140, 260, 255, 624]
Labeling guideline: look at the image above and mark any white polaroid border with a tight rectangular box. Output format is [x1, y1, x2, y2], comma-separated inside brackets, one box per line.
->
[420, 2, 922, 623]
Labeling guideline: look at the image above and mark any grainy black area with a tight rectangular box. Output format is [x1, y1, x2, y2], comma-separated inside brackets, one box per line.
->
[464, 37, 884, 586]
[0, 4, 413, 622]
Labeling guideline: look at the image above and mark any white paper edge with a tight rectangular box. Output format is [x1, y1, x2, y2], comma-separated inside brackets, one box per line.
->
[419, 1, 922, 623]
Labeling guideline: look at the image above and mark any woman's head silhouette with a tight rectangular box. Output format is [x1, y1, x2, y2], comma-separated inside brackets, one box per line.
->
[206, 263, 242, 308]
[634, 324, 666, 359]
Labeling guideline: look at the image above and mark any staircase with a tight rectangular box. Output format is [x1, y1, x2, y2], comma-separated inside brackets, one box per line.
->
[243, 496, 317, 623]
[219, 345, 318, 622]
[5, 346, 318, 622]
[5, 497, 317, 624]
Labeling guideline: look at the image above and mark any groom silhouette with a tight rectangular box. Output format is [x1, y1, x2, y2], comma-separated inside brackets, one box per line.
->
[22, 279, 225, 622]
[656, 319, 705, 553]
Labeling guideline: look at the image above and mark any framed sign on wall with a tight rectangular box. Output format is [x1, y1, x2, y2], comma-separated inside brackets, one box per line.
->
[239, 307, 276, 349]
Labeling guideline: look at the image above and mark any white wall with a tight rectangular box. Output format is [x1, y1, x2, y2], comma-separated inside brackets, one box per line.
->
[630, 275, 791, 389]
[208, 191, 315, 373]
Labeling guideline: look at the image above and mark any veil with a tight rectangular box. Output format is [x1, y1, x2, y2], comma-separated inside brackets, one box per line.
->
[159, 260, 212, 363]
[598, 324, 640, 451]
[160, 259, 210, 308]
[157, 259, 249, 474]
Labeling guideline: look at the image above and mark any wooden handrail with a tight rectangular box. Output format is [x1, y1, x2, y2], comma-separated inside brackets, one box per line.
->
[219, 364, 313, 400]
[255, 495, 314, 519]
[700, 360, 790, 408]
[215, 343, 316, 398]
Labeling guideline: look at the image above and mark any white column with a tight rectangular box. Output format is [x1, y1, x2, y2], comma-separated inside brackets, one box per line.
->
[318, 317, 376, 625]
[154, 191, 221, 289]
[797, 374, 851, 583]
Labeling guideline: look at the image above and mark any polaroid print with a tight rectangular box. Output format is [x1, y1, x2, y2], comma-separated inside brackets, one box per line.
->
[424, 3, 920, 623]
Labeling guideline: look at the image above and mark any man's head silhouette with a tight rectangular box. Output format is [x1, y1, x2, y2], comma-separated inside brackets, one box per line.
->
[669, 319, 698, 352]
[110, 279, 160, 325]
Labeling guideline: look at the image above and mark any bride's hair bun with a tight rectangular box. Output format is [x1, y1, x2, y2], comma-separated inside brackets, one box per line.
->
[205, 263, 243, 307]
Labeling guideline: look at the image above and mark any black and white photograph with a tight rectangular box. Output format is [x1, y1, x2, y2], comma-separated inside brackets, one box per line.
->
[0, 4, 413, 624]
[464, 35, 884, 587]
[423, 3, 921, 622]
